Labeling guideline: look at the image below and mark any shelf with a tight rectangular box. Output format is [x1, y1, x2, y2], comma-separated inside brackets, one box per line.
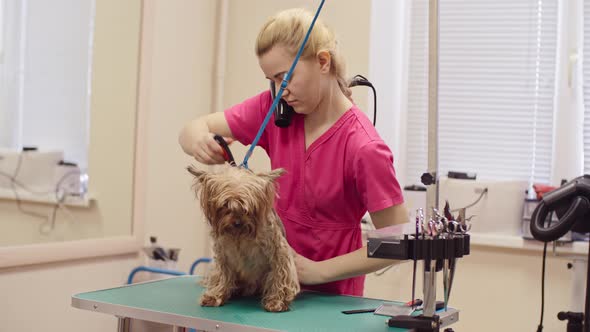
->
[0, 187, 93, 207]
[469, 232, 589, 257]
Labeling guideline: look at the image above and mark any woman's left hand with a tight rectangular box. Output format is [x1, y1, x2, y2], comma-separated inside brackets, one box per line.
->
[294, 254, 327, 285]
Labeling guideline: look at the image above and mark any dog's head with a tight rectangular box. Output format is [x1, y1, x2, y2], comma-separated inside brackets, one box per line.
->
[187, 165, 284, 239]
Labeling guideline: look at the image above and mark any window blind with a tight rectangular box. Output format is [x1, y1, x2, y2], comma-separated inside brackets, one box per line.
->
[405, 0, 557, 185]
[0, 0, 95, 168]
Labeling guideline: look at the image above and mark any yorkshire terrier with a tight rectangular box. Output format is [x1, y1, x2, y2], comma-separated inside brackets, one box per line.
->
[187, 165, 300, 312]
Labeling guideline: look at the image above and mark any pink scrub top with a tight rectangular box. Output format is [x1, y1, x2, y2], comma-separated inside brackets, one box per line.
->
[224, 90, 403, 296]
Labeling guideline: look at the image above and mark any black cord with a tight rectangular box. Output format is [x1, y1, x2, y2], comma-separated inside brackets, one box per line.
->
[0, 170, 58, 194]
[10, 152, 48, 220]
[2, 153, 81, 234]
[537, 211, 554, 332]
[0, 169, 81, 196]
[40, 169, 80, 234]
[370, 84, 377, 127]
[538, 241, 547, 332]
[349, 74, 377, 127]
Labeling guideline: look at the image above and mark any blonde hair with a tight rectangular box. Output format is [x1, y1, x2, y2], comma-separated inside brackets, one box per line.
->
[255, 8, 351, 98]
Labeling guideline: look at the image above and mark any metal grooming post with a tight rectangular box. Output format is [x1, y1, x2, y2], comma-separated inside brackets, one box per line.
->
[427, 0, 440, 212]
[422, 0, 440, 319]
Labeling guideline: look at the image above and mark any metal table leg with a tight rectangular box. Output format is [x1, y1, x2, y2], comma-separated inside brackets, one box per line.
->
[117, 317, 130, 332]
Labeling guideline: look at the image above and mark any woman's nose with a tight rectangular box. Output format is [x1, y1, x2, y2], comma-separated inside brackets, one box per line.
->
[274, 82, 289, 97]
[281, 87, 290, 97]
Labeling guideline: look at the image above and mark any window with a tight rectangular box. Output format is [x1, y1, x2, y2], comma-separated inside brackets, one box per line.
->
[0, 0, 95, 168]
[405, 0, 558, 185]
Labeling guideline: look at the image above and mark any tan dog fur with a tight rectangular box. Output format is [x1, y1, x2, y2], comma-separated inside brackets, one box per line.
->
[188, 165, 300, 312]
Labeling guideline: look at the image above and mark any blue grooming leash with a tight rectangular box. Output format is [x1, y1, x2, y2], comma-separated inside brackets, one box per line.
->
[240, 0, 326, 169]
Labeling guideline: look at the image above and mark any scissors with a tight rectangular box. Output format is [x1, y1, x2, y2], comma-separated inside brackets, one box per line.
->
[213, 134, 236, 166]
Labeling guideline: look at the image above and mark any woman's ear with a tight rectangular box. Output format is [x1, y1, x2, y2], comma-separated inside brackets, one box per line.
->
[316, 50, 332, 74]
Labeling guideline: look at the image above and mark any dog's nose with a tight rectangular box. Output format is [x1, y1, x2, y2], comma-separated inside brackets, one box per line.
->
[233, 220, 243, 228]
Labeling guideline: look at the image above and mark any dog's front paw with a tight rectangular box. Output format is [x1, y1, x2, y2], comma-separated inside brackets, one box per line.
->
[200, 294, 225, 307]
[263, 299, 290, 312]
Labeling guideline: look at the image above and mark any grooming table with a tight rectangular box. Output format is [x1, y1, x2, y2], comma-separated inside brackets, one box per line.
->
[72, 275, 432, 332]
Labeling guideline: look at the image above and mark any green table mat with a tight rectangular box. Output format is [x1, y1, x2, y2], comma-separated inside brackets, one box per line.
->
[73, 275, 416, 332]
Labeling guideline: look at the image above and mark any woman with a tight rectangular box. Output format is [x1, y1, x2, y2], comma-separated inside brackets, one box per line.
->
[179, 8, 407, 296]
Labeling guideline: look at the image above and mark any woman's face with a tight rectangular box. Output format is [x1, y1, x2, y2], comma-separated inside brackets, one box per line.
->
[258, 45, 326, 115]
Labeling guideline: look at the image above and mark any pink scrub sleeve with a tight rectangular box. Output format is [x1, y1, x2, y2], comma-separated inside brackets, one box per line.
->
[354, 140, 404, 212]
[223, 92, 270, 151]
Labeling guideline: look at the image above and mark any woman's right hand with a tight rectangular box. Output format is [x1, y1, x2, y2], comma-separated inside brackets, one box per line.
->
[179, 119, 234, 165]
[192, 133, 234, 165]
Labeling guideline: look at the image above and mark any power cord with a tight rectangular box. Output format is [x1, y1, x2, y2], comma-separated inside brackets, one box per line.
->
[537, 211, 554, 332]
[349, 74, 377, 127]
[9, 152, 48, 220]
[450, 187, 489, 213]
[0, 152, 82, 234]
[374, 264, 395, 276]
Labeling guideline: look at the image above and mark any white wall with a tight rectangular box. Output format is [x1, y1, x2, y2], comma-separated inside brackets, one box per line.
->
[0, 1, 216, 331]
[0, 254, 140, 330]
[139, 0, 217, 265]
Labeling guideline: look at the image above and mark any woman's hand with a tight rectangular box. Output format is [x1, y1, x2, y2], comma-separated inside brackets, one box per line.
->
[179, 120, 233, 165]
[294, 254, 327, 285]
[179, 113, 236, 165]
[192, 133, 234, 165]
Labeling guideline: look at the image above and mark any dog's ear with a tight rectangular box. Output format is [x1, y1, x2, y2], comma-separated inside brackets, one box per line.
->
[187, 165, 208, 184]
[257, 168, 285, 211]
[187, 165, 211, 212]
[258, 168, 285, 183]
